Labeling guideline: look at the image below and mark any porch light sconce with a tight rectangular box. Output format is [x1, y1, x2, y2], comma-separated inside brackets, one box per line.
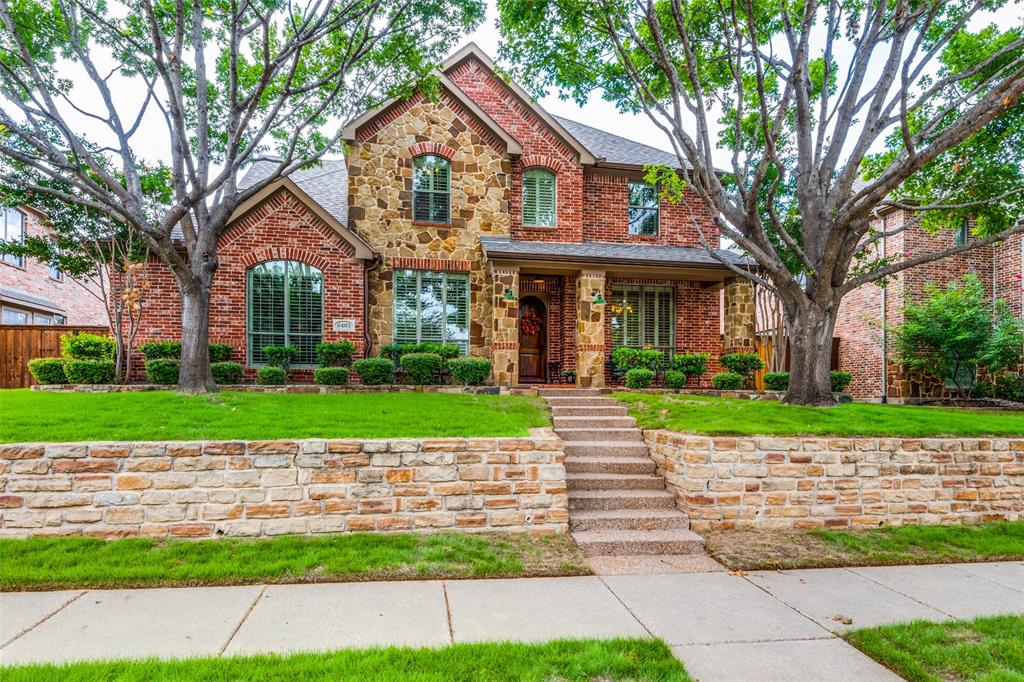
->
[591, 289, 607, 305]
[503, 287, 518, 302]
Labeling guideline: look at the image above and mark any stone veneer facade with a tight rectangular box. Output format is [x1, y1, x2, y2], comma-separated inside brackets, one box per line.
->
[0, 435, 568, 538]
[645, 430, 1024, 530]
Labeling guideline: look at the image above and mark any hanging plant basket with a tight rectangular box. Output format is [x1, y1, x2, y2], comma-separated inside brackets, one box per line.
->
[520, 310, 542, 336]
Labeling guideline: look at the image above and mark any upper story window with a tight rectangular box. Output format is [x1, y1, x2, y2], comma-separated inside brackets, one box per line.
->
[628, 182, 659, 236]
[2, 208, 25, 267]
[522, 168, 556, 227]
[49, 263, 62, 281]
[247, 260, 323, 367]
[956, 220, 969, 246]
[413, 155, 450, 224]
[393, 269, 469, 355]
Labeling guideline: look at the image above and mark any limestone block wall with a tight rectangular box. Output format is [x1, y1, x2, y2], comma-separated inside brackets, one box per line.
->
[723, 278, 756, 354]
[491, 267, 520, 385]
[644, 430, 1024, 530]
[0, 435, 568, 538]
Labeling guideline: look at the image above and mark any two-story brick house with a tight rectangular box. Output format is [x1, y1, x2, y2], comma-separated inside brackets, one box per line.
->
[129, 43, 757, 385]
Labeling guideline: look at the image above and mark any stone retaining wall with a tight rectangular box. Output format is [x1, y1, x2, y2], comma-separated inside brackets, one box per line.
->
[644, 431, 1024, 530]
[0, 434, 567, 538]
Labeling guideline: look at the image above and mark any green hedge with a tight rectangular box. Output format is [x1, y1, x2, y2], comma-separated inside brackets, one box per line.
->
[145, 359, 180, 385]
[611, 347, 664, 373]
[663, 370, 687, 390]
[256, 367, 287, 385]
[314, 367, 350, 386]
[671, 353, 709, 378]
[262, 345, 297, 369]
[400, 353, 444, 385]
[763, 372, 790, 391]
[625, 367, 654, 389]
[711, 372, 744, 390]
[353, 358, 393, 385]
[380, 342, 461, 364]
[720, 352, 765, 376]
[831, 370, 853, 393]
[448, 358, 491, 386]
[61, 333, 114, 361]
[211, 362, 243, 384]
[27, 358, 67, 384]
[208, 344, 233, 363]
[65, 360, 115, 384]
[139, 341, 181, 360]
[316, 341, 355, 367]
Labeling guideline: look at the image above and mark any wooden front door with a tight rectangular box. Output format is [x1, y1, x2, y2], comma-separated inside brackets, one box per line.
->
[518, 297, 547, 383]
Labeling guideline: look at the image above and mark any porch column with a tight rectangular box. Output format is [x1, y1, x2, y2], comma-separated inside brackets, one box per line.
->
[723, 277, 756, 353]
[491, 266, 520, 386]
[575, 269, 606, 388]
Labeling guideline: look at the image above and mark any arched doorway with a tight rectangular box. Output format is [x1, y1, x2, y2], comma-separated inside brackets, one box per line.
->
[518, 296, 547, 383]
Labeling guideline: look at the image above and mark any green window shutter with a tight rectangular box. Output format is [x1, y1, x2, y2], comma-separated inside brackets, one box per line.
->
[523, 169, 556, 227]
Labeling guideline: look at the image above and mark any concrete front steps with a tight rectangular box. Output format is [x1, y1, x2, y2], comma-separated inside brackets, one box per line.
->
[540, 387, 705, 560]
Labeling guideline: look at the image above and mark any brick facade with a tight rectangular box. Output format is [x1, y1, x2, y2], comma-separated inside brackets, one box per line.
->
[0, 207, 107, 325]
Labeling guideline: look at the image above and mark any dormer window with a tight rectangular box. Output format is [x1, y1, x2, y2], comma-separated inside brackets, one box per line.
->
[522, 168, 556, 227]
[628, 182, 659, 236]
[413, 155, 451, 224]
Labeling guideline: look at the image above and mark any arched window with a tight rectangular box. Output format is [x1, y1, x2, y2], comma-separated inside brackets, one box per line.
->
[413, 155, 451, 224]
[522, 168, 556, 227]
[247, 260, 323, 366]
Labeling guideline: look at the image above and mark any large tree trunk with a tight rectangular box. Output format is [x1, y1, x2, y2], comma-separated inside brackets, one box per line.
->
[178, 278, 215, 393]
[782, 301, 838, 406]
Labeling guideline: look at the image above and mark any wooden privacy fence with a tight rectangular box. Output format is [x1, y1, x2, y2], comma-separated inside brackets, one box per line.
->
[753, 336, 840, 391]
[0, 325, 109, 389]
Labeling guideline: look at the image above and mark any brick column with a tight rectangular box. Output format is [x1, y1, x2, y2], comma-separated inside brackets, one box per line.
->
[723, 277, 756, 353]
[575, 270, 606, 388]
[491, 266, 520, 386]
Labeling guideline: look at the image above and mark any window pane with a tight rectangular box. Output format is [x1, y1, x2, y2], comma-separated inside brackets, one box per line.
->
[444, 274, 469, 353]
[628, 208, 659, 235]
[391, 270, 469, 354]
[628, 182, 658, 208]
[523, 169, 556, 227]
[418, 271, 445, 343]
[2, 308, 29, 324]
[49, 263, 62, 280]
[413, 156, 450, 224]
[394, 270, 419, 344]
[610, 285, 673, 357]
[2, 209, 24, 267]
[287, 262, 323, 366]
[247, 260, 322, 366]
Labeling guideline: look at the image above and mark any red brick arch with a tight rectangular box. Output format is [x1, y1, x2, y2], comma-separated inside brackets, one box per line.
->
[408, 142, 457, 160]
[519, 154, 568, 174]
[240, 248, 331, 272]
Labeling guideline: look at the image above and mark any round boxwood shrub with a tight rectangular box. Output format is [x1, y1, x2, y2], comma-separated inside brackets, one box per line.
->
[211, 361, 243, 384]
[671, 353, 709, 378]
[611, 347, 641, 373]
[262, 345, 297, 369]
[400, 352, 444, 385]
[418, 343, 461, 360]
[145, 358, 180, 384]
[353, 358, 394, 385]
[208, 343, 233, 363]
[448, 357, 492, 386]
[64, 360, 115, 384]
[314, 367, 350, 386]
[625, 367, 654, 389]
[711, 372, 744, 390]
[315, 341, 355, 367]
[763, 372, 790, 391]
[27, 358, 67, 384]
[720, 352, 765, 376]
[663, 370, 687, 390]
[61, 332, 115, 360]
[256, 366, 287, 385]
[830, 370, 853, 393]
[139, 340, 181, 360]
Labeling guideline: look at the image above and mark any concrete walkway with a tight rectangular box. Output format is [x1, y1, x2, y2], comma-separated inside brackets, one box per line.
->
[1, 561, 1021, 681]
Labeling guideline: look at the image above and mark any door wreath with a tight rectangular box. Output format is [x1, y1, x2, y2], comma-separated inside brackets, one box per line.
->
[520, 310, 542, 336]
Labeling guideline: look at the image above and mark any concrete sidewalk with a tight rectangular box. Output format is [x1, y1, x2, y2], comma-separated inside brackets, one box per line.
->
[1, 561, 1021, 681]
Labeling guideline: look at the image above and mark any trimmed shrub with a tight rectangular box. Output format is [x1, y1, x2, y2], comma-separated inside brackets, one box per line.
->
[61, 333, 114, 361]
[830, 370, 853, 393]
[27, 358, 67, 384]
[314, 367, 350, 386]
[381, 342, 460, 364]
[625, 367, 654, 389]
[448, 357, 492, 386]
[354, 358, 394, 385]
[256, 366, 287, 385]
[401, 352, 444, 385]
[720, 352, 766, 376]
[763, 372, 790, 391]
[316, 341, 355, 367]
[64, 360, 115, 384]
[419, 343, 461, 360]
[145, 359, 180, 384]
[638, 349, 666, 371]
[211, 362, 243, 384]
[139, 340, 181, 360]
[208, 344, 233, 363]
[263, 345, 298, 369]
[711, 372, 744, 390]
[672, 353, 709, 378]
[611, 347, 641, 373]
[663, 370, 687, 390]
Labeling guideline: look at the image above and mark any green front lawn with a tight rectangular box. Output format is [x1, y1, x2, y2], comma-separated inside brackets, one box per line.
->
[615, 393, 1024, 437]
[0, 638, 690, 681]
[846, 615, 1024, 682]
[0, 390, 550, 443]
[0, 532, 589, 591]
[705, 521, 1024, 570]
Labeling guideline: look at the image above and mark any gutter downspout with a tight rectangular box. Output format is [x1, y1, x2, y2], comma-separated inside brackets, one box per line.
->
[363, 255, 383, 359]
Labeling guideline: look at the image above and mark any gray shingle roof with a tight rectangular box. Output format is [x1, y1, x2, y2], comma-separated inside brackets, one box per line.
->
[479, 236, 751, 270]
[553, 116, 686, 170]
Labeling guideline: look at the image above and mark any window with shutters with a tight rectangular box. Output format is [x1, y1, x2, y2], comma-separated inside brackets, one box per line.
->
[628, 182, 659, 236]
[522, 168, 556, 227]
[609, 285, 675, 361]
[247, 260, 323, 366]
[413, 155, 451, 224]
[393, 269, 469, 354]
[1, 208, 25, 267]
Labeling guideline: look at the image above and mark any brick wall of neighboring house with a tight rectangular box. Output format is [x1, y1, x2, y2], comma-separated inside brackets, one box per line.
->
[127, 190, 365, 381]
[994, 232, 1023, 318]
[0, 207, 107, 325]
